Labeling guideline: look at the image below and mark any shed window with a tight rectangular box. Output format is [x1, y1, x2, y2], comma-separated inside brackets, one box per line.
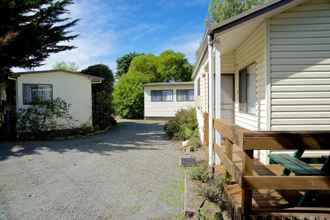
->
[23, 84, 53, 105]
[177, 89, 194, 102]
[151, 90, 173, 102]
[239, 65, 256, 115]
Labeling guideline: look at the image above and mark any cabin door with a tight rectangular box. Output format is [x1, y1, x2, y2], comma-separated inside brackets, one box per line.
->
[221, 74, 234, 123]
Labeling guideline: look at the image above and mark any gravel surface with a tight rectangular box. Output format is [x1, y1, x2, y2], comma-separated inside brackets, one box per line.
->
[0, 120, 184, 220]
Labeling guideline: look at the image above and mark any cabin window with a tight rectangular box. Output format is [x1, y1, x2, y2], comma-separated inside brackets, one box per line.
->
[151, 90, 173, 102]
[239, 64, 256, 115]
[197, 78, 201, 96]
[23, 84, 53, 105]
[177, 89, 194, 102]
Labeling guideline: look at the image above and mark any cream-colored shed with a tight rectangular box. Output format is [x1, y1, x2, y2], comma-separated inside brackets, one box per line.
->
[144, 82, 195, 119]
[11, 70, 103, 128]
[193, 0, 330, 164]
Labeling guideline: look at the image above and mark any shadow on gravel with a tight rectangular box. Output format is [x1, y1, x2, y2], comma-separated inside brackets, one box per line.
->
[0, 120, 169, 161]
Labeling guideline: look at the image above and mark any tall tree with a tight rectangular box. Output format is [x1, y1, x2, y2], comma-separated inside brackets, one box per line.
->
[116, 52, 143, 78]
[158, 50, 192, 82]
[52, 61, 79, 72]
[81, 64, 115, 129]
[208, 0, 267, 24]
[128, 54, 160, 81]
[0, 0, 78, 73]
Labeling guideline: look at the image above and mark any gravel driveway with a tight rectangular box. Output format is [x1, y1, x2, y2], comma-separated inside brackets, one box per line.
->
[0, 120, 183, 220]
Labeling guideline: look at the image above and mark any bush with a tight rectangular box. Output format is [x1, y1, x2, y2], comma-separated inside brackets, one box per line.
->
[81, 64, 116, 129]
[164, 108, 198, 140]
[16, 98, 76, 139]
[113, 72, 152, 119]
[190, 162, 209, 183]
[199, 176, 226, 205]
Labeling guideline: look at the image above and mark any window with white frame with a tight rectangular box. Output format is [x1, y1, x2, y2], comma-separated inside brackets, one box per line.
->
[239, 64, 257, 115]
[23, 84, 53, 105]
[150, 90, 173, 102]
[176, 89, 194, 102]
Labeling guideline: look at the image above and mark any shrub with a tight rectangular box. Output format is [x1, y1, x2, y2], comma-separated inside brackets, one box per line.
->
[113, 72, 152, 119]
[16, 98, 76, 139]
[81, 64, 116, 129]
[199, 176, 226, 205]
[190, 162, 209, 183]
[164, 108, 198, 140]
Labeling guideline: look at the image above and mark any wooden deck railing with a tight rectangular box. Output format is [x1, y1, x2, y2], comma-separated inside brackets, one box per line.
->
[203, 112, 209, 146]
[213, 118, 330, 219]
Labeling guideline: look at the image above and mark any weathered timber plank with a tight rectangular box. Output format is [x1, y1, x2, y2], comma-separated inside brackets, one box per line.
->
[214, 144, 242, 185]
[244, 176, 330, 190]
[243, 132, 330, 150]
[213, 118, 249, 146]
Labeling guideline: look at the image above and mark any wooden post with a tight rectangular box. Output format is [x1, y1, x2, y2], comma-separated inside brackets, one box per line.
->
[241, 150, 253, 220]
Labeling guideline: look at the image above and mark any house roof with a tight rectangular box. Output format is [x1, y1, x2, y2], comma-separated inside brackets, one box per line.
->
[144, 81, 194, 87]
[193, 0, 305, 79]
[10, 69, 104, 83]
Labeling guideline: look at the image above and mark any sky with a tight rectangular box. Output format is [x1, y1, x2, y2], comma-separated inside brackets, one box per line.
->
[38, 0, 210, 72]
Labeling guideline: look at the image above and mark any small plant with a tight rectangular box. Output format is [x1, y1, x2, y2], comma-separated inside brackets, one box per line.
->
[190, 162, 209, 183]
[164, 108, 198, 140]
[199, 176, 226, 206]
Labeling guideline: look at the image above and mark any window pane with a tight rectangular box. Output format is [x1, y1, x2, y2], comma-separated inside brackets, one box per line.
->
[151, 90, 173, 102]
[247, 72, 256, 114]
[177, 89, 194, 102]
[151, 90, 162, 102]
[23, 84, 52, 105]
[162, 90, 173, 101]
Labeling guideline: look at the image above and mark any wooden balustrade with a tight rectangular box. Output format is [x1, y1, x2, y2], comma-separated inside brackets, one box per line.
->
[213, 118, 330, 219]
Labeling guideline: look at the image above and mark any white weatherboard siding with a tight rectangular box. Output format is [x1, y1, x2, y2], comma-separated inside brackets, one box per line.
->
[144, 84, 195, 118]
[234, 22, 267, 131]
[269, 0, 330, 131]
[16, 72, 93, 127]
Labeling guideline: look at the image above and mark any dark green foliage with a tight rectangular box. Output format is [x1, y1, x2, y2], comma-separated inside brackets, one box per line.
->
[116, 52, 143, 78]
[113, 72, 151, 119]
[0, 0, 78, 71]
[164, 108, 198, 140]
[81, 64, 116, 129]
[190, 162, 209, 183]
[208, 0, 267, 24]
[16, 98, 75, 139]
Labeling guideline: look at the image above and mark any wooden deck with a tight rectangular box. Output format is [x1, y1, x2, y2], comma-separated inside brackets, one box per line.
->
[212, 118, 330, 220]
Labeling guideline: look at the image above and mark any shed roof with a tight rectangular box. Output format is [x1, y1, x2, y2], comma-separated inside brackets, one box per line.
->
[11, 69, 104, 83]
[144, 81, 193, 87]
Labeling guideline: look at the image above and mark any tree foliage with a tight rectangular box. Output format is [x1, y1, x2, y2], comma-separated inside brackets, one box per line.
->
[208, 0, 267, 24]
[0, 0, 78, 72]
[113, 72, 151, 119]
[81, 64, 116, 129]
[52, 61, 79, 72]
[158, 50, 193, 82]
[128, 54, 160, 81]
[116, 52, 143, 78]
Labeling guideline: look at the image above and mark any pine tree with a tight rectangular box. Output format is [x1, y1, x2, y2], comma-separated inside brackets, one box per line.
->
[0, 0, 78, 72]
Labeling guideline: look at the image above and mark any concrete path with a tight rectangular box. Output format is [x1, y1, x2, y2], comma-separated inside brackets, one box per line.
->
[0, 120, 183, 220]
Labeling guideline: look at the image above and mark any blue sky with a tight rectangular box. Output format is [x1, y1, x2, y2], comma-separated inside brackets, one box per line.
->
[41, 0, 209, 71]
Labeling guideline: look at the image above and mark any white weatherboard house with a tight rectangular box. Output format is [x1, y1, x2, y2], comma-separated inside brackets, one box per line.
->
[10, 70, 103, 128]
[144, 82, 195, 119]
[193, 0, 330, 165]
